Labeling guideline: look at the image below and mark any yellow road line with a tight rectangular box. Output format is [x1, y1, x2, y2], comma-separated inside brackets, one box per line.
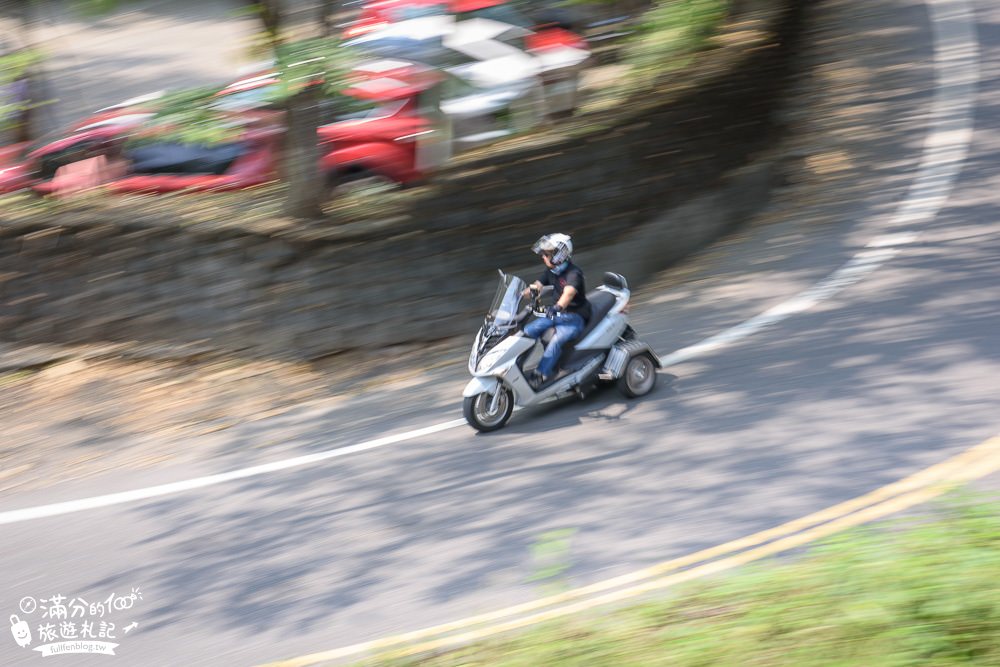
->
[261, 435, 1000, 666]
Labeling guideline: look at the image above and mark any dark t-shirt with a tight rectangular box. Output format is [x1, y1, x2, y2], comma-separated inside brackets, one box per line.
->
[540, 262, 591, 322]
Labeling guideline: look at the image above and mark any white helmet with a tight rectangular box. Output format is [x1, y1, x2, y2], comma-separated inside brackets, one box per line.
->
[532, 233, 573, 265]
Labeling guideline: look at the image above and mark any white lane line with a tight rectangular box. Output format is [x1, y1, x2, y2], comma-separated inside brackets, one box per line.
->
[0, 419, 467, 526]
[662, 0, 978, 367]
[0, 0, 979, 526]
[660, 247, 900, 366]
[890, 0, 978, 230]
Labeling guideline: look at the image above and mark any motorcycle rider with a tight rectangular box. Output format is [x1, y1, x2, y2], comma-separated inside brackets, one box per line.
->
[521, 233, 592, 387]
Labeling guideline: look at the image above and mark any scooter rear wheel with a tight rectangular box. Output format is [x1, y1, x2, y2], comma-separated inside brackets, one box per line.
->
[464, 387, 514, 432]
[619, 353, 657, 398]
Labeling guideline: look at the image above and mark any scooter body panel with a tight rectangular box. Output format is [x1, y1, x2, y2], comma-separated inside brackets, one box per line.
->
[470, 334, 534, 376]
[463, 376, 501, 398]
[575, 312, 628, 350]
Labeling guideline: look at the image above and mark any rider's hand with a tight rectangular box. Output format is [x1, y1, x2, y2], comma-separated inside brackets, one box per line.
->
[545, 304, 563, 319]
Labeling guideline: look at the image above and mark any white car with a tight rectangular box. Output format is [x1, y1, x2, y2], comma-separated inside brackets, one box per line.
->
[346, 13, 590, 148]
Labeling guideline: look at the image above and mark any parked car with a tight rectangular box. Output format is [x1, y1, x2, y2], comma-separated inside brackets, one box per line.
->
[345, 12, 589, 118]
[218, 49, 545, 175]
[344, 0, 450, 38]
[346, 0, 590, 48]
[0, 61, 448, 195]
[0, 43, 572, 198]
[0, 139, 31, 192]
[0, 108, 154, 194]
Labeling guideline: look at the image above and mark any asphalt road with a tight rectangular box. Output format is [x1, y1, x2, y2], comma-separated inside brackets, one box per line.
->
[2, 0, 999, 664]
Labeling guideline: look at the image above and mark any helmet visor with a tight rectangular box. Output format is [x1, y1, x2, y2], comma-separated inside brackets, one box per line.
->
[531, 236, 553, 257]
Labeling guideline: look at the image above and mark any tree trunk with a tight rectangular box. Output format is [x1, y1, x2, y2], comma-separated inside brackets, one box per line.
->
[728, 0, 754, 17]
[317, 0, 339, 38]
[255, 0, 283, 45]
[14, 72, 38, 142]
[5, 0, 43, 141]
[282, 85, 325, 219]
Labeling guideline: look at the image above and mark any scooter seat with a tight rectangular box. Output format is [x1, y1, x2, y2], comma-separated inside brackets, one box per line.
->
[541, 289, 617, 354]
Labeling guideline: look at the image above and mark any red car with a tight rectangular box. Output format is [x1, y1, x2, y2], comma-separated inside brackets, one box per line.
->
[344, 0, 451, 38]
[0, 110, 154, 195]
[0, 141, 32, 193]
[213, 59, 449, 189]
[0, 61, 449, 196]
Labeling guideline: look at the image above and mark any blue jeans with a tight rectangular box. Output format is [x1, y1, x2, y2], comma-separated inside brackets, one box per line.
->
[522, 312, 585, 378]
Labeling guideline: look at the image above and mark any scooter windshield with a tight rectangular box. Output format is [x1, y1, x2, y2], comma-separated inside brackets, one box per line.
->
[486, 272, 527, 334]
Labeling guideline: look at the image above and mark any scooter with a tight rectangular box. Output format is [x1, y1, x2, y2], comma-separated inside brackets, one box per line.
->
[463, 269, 661, 431]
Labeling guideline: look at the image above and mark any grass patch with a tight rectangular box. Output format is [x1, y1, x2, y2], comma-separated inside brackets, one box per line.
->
[360, 492, 1000, 666]
[0, 178, 416, 236]
[626, 0, 729, 86]
[0, 369, 38, 387]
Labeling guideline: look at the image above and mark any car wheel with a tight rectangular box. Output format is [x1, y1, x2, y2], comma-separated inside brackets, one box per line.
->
[330, 169, 398, 197]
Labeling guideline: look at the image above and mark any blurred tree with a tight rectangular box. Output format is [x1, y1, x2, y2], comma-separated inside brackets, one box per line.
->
[253, 0, 283, 45]
[317, 0, 339, 38]
[0, 50, 41, 143]
[272, 37, 347, 218]
[245, 1, 353, 218]
[0, 0, 45, 142]
[543, 0, 651, 23]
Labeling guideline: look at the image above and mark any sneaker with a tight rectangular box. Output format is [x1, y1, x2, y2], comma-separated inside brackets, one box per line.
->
[527, 370, 548, 388]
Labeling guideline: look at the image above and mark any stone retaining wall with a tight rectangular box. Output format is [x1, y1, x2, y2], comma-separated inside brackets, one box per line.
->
[0, 0, 803, 360]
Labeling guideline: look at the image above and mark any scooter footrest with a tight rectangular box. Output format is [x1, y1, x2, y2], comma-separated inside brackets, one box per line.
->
[601, 345, 630, 379]
[601, 338, 654, 379]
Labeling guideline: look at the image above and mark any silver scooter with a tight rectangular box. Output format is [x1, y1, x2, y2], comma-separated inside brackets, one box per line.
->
[463, 269, 661, 431]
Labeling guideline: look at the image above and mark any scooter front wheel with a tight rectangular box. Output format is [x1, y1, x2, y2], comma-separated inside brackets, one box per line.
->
[464, 387, 514, 432]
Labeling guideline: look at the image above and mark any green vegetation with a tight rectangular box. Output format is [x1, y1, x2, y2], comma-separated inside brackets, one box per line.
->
[125, 38, 358, 148]
[272, 37, 356, 101]
[0, 369, 38, 387]
[0, 49, 40, 85]
[126, 86, 241, 147]
[528, 528, 579, 593]
[626, 0, 728, 80]
[366, 493, 1000, 666]
[72, 0, 121, 16]
[0, 48, 43, 136]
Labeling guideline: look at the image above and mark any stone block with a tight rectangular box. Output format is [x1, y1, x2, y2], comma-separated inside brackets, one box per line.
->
[18, 227, 64, 254]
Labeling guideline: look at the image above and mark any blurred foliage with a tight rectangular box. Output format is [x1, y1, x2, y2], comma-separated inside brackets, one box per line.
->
[528, 528, 578, 593]
[72, 0, 121, 16]
[626, 0, 727, 80]
[273, 37, 356, 101]
[0, 49, 42, 84]
[370, 492, 1000, 666]
[122, 36, 360, 148]
[0, 49, 43, 135]
[126, 86, 243, 147]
